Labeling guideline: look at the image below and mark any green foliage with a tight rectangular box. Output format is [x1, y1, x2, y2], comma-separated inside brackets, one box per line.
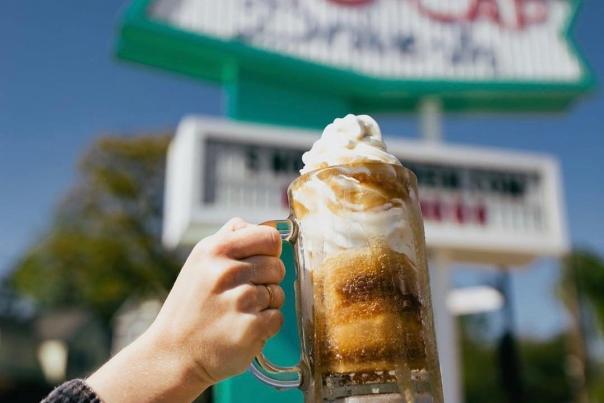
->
[461, 316, 572, 403]
[560, 249, 604, 401]
[520, 336, 572, 403]
[563, 250, 604, 331]
[461, 320, 505, 403]
[462, 250, 604, 403]
[10, 134, 181, 322]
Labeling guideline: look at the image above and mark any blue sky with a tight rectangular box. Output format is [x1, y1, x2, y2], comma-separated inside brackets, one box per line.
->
[1, 0, 602, 338]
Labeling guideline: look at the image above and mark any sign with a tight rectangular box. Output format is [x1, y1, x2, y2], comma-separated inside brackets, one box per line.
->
[163, 117, 568, 265]
[151, 0, 578, 80]
[116, 0, 593, 127]
[447, 286, 504, 315]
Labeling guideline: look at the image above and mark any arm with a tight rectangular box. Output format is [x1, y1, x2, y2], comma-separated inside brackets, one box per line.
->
[82, 218, 285, 403]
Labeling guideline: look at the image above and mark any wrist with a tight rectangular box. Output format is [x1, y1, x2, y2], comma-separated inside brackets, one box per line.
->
[88, 327, 210, 403]
[139, 326, 212, 397]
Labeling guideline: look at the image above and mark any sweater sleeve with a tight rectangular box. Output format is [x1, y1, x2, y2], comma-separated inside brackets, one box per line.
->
[41, 379, 102, 403]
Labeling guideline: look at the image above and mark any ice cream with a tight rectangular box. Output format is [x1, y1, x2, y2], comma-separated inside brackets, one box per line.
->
[291, 114, 416, 259]
[300, 114, 401, 174]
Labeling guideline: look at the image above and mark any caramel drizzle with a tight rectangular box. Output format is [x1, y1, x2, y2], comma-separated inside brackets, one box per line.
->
[290, 163, 413, 219]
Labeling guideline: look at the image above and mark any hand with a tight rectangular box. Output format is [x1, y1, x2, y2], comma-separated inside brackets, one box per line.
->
[151, 217, 286, 383]
[87, 218, 286, 402]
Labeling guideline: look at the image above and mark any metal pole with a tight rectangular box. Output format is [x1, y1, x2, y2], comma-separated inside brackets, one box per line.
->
[419, 97, 460, 403]
[420, 98, 443, 143]
[430, 252, 462, 403]
[497, 268, 524, 403]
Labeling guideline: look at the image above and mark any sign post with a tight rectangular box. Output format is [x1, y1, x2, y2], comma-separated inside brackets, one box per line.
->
[430, 252, 461, 403]
[418, 98, 462, 401]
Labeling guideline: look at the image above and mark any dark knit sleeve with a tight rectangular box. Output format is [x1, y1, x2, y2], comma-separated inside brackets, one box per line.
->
[41, 379, 102, 403]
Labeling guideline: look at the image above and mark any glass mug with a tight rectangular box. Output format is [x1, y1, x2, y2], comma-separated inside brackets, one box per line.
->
[249, 162, 443, 403]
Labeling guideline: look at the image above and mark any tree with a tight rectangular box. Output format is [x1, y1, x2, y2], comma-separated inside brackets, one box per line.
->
[519, 336, 572, 403]
[9, 134, 181, 324]
[562, 250, 604, 329]
[460, 314, 572, 403]
[559, 249, 604, 402]
[460, 315, 506, 403]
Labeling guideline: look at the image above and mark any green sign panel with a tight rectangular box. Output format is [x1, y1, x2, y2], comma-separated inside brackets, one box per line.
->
[116, 0, 594, 128]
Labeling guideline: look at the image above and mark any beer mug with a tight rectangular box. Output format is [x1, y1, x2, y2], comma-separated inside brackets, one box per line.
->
[249, 162, 443, 403]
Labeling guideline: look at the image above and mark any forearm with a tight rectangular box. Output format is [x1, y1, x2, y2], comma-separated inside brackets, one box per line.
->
[87, 329, 210, 403]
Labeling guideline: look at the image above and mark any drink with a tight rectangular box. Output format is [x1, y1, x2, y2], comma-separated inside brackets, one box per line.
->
[290, 162, 440, 401]
[249, 115, 443, 403]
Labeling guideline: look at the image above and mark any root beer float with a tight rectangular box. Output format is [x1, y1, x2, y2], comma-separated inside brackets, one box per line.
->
[290, 115, 441, 401]
[249, 115, 443, 403]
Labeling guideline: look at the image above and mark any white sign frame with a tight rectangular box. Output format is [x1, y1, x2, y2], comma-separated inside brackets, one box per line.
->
[163, 116, 568, 265]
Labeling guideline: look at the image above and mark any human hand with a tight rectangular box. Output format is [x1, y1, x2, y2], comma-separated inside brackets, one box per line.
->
[149, 217, 286, 383]
[87, 218, 286, 402]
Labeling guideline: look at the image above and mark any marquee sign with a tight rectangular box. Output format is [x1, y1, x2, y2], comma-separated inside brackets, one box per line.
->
[163, 117, 568, 265]
[150, 0, 575, 80]
[117, 0, 593, 127]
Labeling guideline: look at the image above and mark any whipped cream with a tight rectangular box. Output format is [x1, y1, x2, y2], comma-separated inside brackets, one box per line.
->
[300, 114, 401, 174]
[293, 115, 416, 261]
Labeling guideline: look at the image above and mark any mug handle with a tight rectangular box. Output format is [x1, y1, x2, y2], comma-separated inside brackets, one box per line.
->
[248, 218, 303, 390]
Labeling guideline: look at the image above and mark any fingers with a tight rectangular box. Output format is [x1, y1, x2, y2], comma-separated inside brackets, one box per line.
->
[243, 255, 285, 285]
[218, 217, 250, 234]
[206, 220, 282, 259]
[232, 284, 285, 313]
[263, 284, 286, 310]
[218, 224, 282, 259]
[255, 309, 284, 339]
[214, 256, 285, 291]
